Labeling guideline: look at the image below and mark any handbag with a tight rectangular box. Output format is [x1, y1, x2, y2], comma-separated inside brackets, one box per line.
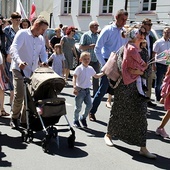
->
[101, 46, 124, 88]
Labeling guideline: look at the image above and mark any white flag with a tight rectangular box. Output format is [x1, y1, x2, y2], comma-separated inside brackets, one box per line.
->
[16, 0, 27, 19]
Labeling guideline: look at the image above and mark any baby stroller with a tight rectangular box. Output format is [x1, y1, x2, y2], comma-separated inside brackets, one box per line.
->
[21, 67, 75, 152]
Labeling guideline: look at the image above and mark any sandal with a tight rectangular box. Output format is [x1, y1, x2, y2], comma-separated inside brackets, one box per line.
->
[0, 110, 10, 117]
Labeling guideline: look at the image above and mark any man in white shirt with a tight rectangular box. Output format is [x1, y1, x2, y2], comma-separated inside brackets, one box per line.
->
[153, 27, 170, 102]
[10, 18, 48, 129]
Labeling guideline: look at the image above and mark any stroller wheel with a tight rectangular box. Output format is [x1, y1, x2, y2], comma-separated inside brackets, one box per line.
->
[28, 130, 34, 142]
[67, 134, 75, 148]
[21, 130, 28, 142]
[42, 137, 50, 153]
[67, 128, 75, 148]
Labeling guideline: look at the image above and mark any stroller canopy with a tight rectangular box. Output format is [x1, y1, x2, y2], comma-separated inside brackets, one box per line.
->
[28, 67, 65, 100]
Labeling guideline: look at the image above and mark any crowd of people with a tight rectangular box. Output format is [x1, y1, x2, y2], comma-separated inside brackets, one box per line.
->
[0, 8, 170, 160]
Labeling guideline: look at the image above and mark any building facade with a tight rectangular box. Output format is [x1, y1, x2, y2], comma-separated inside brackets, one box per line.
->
[52, 0, 170, 31]
[0, 0, 170, 31]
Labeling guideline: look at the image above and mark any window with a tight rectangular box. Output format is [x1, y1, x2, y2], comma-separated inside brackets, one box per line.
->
[81, 0, 91, 14]
[102, 0, 113, 14]
[64, 0, 72, 14]
[142, 0, 157, 11]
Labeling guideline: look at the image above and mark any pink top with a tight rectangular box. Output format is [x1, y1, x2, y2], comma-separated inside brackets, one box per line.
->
[122, 44, 146, 85]
[161, 75, 170, 110]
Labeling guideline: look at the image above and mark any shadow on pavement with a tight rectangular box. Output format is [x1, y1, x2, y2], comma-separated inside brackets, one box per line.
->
[32, 133, 88, 158]
[114, 144, 170, 170]
[0, 133, 27, 168]
[79, 127, 106, 138]
[147, 130, 170, 144]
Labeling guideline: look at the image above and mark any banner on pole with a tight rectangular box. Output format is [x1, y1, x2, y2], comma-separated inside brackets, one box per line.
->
[16, 0, 27, 19]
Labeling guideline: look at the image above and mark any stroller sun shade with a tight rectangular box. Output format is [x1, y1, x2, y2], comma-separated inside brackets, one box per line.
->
[28, 67, 65, 101]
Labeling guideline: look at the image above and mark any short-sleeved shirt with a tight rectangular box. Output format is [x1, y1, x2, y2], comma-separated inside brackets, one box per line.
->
[153, 37, 170, 65]
[50, 36, 61, 48]
[50, 53, 65, 76]
[79, 30, 98, 62]
[73, 64, 96, 89]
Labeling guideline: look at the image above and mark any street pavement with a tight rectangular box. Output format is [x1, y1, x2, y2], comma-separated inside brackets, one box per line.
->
[0, 78, 170, 170]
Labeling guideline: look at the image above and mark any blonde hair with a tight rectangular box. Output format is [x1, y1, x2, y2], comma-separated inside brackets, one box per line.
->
[54, 43, 63, 54]
[80, 51, 91, 60]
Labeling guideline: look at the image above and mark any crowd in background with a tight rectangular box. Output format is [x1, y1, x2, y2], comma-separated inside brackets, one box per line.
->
[0, 9, 170, 160]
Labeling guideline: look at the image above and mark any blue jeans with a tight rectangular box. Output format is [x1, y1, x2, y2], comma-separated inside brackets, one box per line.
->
[155, 63, 168, 101]
[90, 75, 109, 114]
[74, 88, 92, 121]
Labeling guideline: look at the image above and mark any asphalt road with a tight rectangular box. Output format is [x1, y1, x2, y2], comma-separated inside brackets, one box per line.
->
[0, 78, 170, 170]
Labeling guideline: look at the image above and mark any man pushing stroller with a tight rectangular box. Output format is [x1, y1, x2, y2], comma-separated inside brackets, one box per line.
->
[9, 17, 49, 129]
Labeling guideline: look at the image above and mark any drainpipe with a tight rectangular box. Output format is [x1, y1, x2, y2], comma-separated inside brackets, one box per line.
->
[49, 12, 53, 28]
[125, 0, 128, 10]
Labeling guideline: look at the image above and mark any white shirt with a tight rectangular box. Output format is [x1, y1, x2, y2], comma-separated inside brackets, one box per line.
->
[10, 28, 48, 77]
[0, 52, 3, 65]
[146, 34, 151, 57]
[153, 37, 170, 65]
[73, 64, 96, 89]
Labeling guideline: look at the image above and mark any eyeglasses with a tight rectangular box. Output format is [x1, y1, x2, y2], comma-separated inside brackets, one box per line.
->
[139, 30, 147, 36]
[144, 23, 152, 26]
[72, 30, 75, 32]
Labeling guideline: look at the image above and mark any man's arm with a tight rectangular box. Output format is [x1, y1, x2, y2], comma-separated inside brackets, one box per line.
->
[94, 30, 108, 66]
[10, 31, 24, 64]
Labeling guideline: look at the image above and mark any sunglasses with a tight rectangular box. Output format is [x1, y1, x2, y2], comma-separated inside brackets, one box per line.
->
[144, 23, 153, 26]
[139, 30, 147, 36]
[72, 30, 75, 32]
[93, 24, 99, 27]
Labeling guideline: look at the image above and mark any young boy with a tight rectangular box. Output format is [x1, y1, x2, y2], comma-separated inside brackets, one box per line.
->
[73, 51, 104, 128]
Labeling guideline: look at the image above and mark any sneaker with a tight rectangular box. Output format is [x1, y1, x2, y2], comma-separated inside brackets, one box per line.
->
[80, 118, 87, 128]
[104, 134, 114, 146]
[10, 118, 19, 129]
[73, 121, 81, 128]
[156, 128, 169, 138]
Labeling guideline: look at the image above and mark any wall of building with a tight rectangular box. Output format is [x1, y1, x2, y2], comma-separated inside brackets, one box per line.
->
[1, 0, 170, 31]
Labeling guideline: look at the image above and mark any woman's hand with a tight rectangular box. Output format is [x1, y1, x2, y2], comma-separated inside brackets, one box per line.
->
[128, 68, 143, 75]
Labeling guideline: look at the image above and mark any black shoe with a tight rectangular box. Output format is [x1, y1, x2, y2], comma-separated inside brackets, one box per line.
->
[80, 118, 87, 128]
[147, 101, 157, 107]
[138, 93, 150, 102]
[73, 121, 81, 128]
[20, 123, 27, 129]
[10, 118, 19, 129]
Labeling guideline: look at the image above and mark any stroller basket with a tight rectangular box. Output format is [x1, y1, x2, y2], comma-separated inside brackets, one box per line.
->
[37, 97, 66, 118]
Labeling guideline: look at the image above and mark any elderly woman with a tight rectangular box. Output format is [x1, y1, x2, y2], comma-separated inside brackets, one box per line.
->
[104, 26, 157, 159]
[60, 26, 78, 83]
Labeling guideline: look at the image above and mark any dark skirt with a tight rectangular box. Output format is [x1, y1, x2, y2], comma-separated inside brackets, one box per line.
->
[107, 80, 147, 147]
